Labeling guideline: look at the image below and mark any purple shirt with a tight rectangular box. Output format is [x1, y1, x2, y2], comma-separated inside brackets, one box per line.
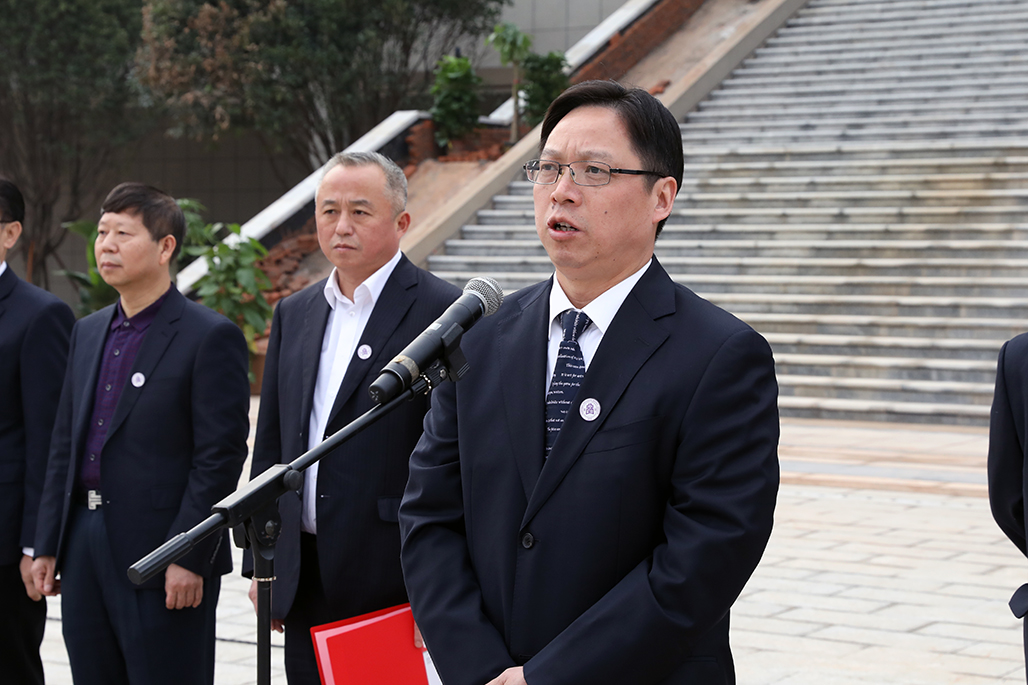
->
[77, 288, 171, 491]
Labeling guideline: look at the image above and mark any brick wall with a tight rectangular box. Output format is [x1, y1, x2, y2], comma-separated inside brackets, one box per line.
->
[572, 0, 706, 83]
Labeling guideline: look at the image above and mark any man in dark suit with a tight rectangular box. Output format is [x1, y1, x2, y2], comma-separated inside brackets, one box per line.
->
[0, 177, 75, 685]
[988, 333, 1028, 678]
[399, 81, 780, 685]
[32, 183, 251, 685]
[246, 151, 460, 684]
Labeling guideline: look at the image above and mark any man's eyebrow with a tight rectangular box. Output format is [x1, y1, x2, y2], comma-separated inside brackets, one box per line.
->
[540, 148, 616, 162]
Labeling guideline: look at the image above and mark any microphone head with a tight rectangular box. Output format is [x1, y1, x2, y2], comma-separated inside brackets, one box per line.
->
[463, 276, 504, 317]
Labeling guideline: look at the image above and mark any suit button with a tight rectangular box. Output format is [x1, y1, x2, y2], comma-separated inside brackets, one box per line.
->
[521, 532, 534, 549]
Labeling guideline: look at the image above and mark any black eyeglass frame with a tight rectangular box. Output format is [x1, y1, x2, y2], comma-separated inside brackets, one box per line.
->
[523, 159, 664, 186]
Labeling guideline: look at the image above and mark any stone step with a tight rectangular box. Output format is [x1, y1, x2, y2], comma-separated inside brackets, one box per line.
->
[688, 99, 1025, 123]
[680, 137, 1028, 163]
[703, 291, 1028, 319]
[709, 73, 1028, 98]
[794, 0, 1027, 25]
[739, 312, 1025, 340]
[725, 63, 1027, 89]
[680, 172, 1028, 192]
[776, 394, 990, 426]
[754, 37, 1024, 61]
[765, 332, 1003, 360]
[461, 223, 1028, 244]
[766, 22, 1028, 47]
[783, 8, 1028, 33]
[702, 85, 1028, 111]
[772, 352, 996, 384]
[802, 0, 1024, 16]
[680, 156, 1028, 177]
[735, 53, 1028, 78]
[494, 189, 1028, 209]
[682, 111, 1028, 135]
[681, 123, 1028, 145]
[777, 374, 993, 407]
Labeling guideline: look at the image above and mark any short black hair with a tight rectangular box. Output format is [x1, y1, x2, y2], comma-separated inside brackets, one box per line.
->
[101, 183, 185, 259]
[0, 177, 25, 224]
[540, 80, 683, 236]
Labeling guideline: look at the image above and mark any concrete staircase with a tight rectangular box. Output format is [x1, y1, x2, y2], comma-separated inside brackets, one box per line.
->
[428, 0, 1028, 426]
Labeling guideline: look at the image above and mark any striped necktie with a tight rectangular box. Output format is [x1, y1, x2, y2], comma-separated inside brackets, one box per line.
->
[545, 309, 592, 457]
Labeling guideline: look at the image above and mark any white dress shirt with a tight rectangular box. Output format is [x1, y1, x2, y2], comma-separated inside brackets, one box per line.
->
[546, 259, 651, 390]
[0, 260, 8, 279]
[303, 250, 402, 534]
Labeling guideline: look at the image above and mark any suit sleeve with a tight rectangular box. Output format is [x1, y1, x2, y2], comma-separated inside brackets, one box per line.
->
[988, 340, 1028, 556]
[523, 328, 780, 685]
[169, 319, 251, 575]
[400, 376, 519, 684]
[20, 300, 75, 551]
[35, 322, 80, 559]
[241, 302, 285, 578]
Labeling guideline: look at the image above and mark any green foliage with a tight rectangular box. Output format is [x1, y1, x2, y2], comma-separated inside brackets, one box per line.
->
[522, 51, 570, 127]
[139, 0, 508, 170]
[430, 56, 482, 148]
[487, 22, 532, 143]
[486, 22, 533, 68]
[0, 0, 159, 288]
[57, 221, 119, 318]
[184, 223, 273, 354]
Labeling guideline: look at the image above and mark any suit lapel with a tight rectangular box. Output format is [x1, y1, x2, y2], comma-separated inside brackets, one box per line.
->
[105, 290, 185, 443]
[522, 261, 675, 527]
[299, 282, 332, 445]
[326, 256, 417, 427]
[496, 283, 550, 501]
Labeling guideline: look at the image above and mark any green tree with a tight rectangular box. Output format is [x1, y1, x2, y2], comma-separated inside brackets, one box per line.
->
[0, 0, 158, 288]
[430, 56, 482, 148]
[139, 0, 508, 173]
[522, 51, 570, 127]
[487, 22, 532, 145]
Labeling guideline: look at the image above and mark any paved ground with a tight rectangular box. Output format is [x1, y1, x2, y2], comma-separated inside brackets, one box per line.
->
[37, 416, 1026, 684]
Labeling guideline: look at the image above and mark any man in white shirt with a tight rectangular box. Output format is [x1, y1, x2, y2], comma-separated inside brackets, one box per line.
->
[246, 151, 460, 684]
[399, 81, 780, 685]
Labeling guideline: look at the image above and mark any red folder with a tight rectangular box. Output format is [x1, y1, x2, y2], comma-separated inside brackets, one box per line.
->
[311, 603, 441, 685]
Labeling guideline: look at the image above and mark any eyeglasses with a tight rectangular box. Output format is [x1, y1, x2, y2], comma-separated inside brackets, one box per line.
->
[523, 159, 664, 187]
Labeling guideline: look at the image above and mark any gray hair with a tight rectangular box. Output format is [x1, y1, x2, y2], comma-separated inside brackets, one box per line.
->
[320, 150, 408, 216]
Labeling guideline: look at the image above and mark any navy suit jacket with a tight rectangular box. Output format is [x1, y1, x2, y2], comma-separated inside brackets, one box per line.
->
[248, 254, 460, 620]
[989, 334, 1028, 558]
[34, 287, 250, 589]
[0, 268, 74, 566]
[400, 258, 780, 685]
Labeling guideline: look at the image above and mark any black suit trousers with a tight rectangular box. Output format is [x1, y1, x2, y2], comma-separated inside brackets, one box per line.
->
[0, 560, 46, 685]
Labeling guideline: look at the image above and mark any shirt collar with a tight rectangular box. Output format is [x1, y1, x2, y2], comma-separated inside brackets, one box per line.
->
[323, 249, 402, 310]
[548, 259, 652, 340]
[112, 284, 174, 333]
[0, 261, 7, 279]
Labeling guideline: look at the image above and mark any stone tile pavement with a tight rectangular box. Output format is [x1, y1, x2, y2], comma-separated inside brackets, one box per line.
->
[36, 417, 1028, 683]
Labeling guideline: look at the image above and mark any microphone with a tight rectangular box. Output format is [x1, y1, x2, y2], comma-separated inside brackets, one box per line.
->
[368, 276, 503, 404]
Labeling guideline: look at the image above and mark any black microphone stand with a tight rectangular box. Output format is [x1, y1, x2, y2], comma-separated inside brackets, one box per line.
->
[128, 357, 456, 685]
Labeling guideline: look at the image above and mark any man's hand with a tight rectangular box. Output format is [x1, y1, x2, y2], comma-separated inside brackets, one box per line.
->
[414, 621, 424, 648]
[485, 667, 527, 685]
[31, 556, 59, 596]
[165, 563, 204, 610]
[248, 578, 284, 632]
[20, 555, 42, 601]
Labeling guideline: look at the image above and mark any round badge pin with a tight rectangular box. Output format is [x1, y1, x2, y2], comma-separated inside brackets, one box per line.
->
[357, 344, 372, 360]
[579, 398, 601, 421]
[131, 372, 146, 388]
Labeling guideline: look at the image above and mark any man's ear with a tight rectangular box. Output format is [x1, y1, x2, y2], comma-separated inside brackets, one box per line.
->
[652, 177, 678, 225]
[157, 234, 177, 265]
[395, 211, 411, 238]
[1, 220, 22, 251]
